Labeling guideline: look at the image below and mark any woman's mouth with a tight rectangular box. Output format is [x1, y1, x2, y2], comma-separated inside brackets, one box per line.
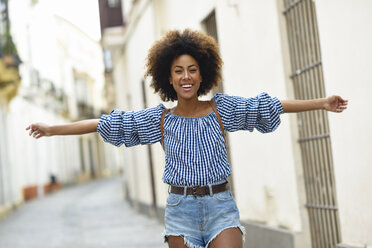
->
[181, 84, 193, 91]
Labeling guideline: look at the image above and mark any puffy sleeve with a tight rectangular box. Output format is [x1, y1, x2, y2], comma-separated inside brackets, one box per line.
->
[213, 93, 284, 133]
[96, 104, 165, 147]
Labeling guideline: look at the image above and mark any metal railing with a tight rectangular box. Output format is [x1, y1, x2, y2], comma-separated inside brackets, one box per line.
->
[283, 0, 342, 247]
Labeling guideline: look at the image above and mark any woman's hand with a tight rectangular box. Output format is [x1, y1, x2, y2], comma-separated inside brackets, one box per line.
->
[26, 123, 51, 139]
[281, 95, 348, 113]
[324, 95, 348, 113]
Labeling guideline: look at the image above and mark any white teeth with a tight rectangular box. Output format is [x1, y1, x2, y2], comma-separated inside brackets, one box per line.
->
[181, 84, 192, 88]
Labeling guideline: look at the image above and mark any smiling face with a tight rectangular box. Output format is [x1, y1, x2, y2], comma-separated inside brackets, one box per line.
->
[169, 54, 202, 101]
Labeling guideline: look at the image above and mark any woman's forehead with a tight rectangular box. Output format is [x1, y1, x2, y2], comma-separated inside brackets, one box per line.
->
[172, 54, 199, 67]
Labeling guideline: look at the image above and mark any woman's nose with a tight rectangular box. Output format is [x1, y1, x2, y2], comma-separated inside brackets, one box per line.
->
[183, 71, 190, 79]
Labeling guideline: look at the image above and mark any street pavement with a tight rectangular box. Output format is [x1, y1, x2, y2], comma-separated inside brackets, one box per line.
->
[0, 177, 167, 248]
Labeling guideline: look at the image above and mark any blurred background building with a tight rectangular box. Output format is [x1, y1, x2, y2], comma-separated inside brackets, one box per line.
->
[0, 0, 123, 219]
[0, 0, 371, 248]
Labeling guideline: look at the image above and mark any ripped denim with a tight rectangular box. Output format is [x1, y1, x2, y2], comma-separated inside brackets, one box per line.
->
[163, 188, 245, 248]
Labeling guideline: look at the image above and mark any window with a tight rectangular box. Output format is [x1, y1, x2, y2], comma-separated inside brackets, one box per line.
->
[283, 0, 341, 247]
[108, 0, 120, 8]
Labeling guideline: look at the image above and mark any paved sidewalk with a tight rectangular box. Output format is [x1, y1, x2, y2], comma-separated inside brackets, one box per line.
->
[0, 177, 167, 248]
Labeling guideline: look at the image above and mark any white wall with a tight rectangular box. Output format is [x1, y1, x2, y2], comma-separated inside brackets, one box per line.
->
[114, 0, 303, 232]
[315, 0, 372, 246]
[6, 97, 82, 196]
[213, 0, 302, 231]
[160, 0, 303, 232]
[117, 1, 158, 207]
[112, 0, 302, 231]
[159, 0, 215, 31]
[111, 1, 372, 246]
[1, 0, 120, 209]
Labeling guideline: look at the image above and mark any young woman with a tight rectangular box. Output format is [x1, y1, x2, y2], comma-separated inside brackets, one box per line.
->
[26, 29, 348, 248]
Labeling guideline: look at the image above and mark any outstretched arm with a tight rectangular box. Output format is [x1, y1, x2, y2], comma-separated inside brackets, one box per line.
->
[280, 95, 348, 113]
[26, 119, 100, 139]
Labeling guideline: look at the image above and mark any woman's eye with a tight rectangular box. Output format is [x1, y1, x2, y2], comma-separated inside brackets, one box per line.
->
[190, 69, 197, 73]
[175, 70, 182, 74]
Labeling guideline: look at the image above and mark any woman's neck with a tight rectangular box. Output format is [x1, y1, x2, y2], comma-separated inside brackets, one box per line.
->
[173, 97, 210, 117]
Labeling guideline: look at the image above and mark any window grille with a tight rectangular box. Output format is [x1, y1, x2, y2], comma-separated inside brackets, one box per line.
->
[282, 0, 342, 247]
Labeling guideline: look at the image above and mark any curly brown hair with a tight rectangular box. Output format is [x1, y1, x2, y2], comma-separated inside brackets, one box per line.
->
[145, 29, 223, 101]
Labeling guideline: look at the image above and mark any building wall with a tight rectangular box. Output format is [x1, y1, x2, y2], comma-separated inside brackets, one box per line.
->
[0, 95, 83, 217]
[103, 0, 372, 247]
[7, 97, 82, 188]
[150, 0, 303, 234]
[0, 0, 122, 218]
[118, 3, 303, 232]
[214, 0, 302, 231]
[315, 0, 372, 246]
[107, 0, 303, 238]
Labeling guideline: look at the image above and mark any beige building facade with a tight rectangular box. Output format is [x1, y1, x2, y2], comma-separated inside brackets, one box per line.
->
[0, 0, 123, 219]
[101, 0, 371, 247]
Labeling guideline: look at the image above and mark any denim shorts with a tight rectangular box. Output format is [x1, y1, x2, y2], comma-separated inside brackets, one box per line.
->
[163, 185, 245, 248]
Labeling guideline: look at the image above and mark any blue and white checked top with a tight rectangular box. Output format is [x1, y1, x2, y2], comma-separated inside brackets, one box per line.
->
[97, 93, 284, 186]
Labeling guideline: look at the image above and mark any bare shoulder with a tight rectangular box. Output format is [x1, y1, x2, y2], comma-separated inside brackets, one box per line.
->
[198, 101, 213, 116]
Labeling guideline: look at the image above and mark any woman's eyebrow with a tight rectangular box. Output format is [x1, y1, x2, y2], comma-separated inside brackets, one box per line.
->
[174, 64, 198, 69]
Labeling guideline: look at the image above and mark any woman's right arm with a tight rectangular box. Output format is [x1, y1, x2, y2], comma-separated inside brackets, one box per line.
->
[26, 119, 100, 139]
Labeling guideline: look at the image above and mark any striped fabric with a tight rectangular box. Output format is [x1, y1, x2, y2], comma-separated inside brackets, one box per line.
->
[97, 93, 284, 186]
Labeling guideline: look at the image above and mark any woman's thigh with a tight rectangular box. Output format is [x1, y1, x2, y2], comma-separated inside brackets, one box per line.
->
[167, 236, 188, 248]
[167, 228, 242, 248]
[208, 227, 242, 248]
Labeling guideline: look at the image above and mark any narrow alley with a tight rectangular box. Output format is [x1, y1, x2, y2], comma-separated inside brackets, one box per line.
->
[0, 177, 166, 248]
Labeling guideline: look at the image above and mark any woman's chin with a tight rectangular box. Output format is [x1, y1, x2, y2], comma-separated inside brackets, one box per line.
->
[176, 91, 198, 101]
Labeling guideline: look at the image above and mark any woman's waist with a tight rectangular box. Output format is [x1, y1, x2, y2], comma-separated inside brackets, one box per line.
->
[168, 179, 229, 196]
[162, 161, 232, 187]
[168, 179, 228, 187]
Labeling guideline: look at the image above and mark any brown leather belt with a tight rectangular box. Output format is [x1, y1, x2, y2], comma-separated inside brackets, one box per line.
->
[170, 182, 229, 196]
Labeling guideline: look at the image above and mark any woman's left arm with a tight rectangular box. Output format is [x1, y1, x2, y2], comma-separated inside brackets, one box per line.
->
[280, 95, 348, 113]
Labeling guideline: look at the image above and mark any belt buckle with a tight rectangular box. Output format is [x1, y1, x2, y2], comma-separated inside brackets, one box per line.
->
[192, 186, 198, 196]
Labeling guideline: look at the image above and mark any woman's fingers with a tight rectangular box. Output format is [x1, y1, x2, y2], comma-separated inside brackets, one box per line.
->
[29, 126, 38, 136]
[336, 104, 348, 112]
[338, 99, 348, 112]
[328, 96, 348, 113]
[26, 124, 43, 138]
[339, 99, 348, 106]
[337, 96, 347, 102]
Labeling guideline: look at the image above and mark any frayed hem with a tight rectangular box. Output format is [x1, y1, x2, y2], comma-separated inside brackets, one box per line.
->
[183, 237, 204, 248]
[205, 225, 246, 248]
[163, 232, 204, 248]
